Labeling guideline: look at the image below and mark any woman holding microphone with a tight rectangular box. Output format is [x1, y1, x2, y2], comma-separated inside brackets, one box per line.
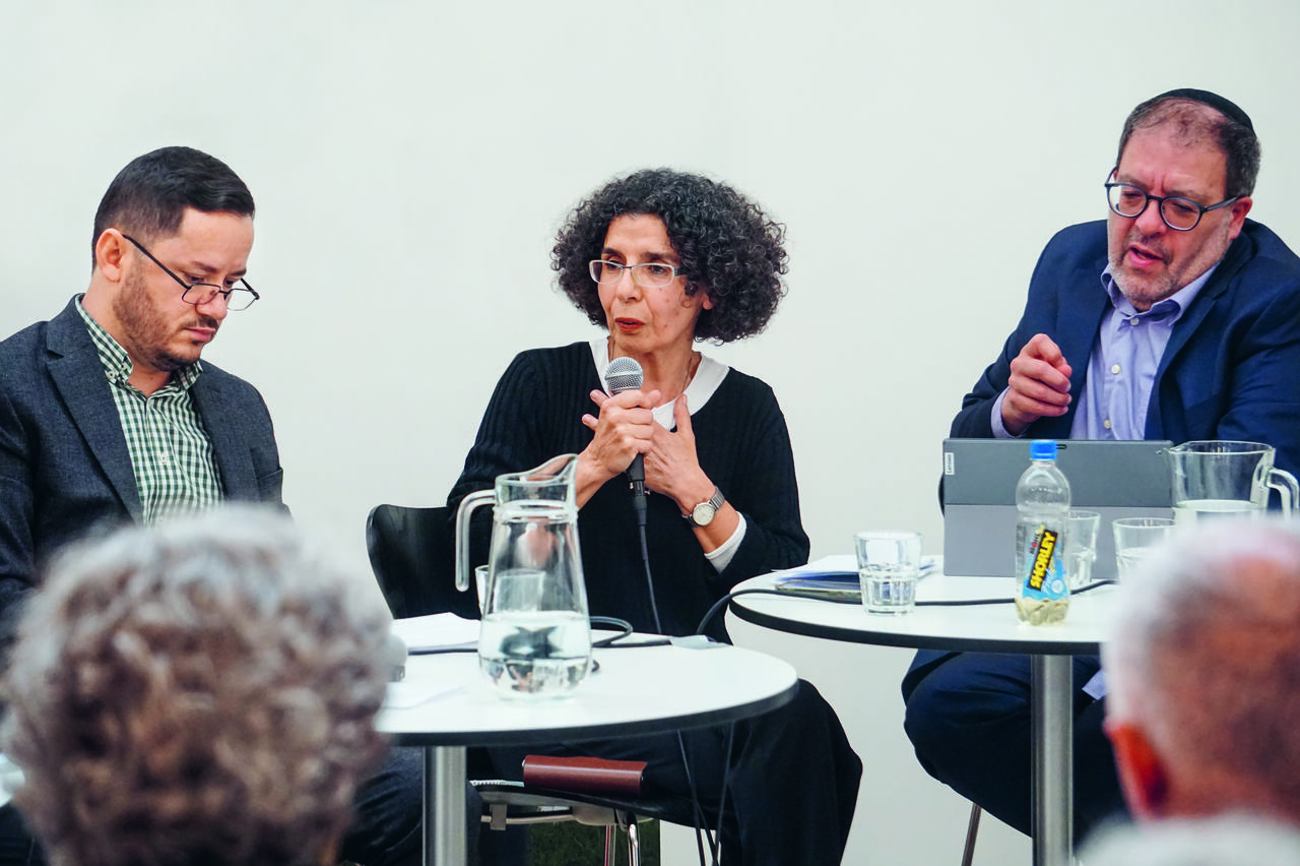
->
[450, 169, 860, 864]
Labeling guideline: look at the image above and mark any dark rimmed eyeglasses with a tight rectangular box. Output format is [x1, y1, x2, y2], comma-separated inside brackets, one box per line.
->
[1104, 170, 1240, 232]
[122, 234, 260, 311]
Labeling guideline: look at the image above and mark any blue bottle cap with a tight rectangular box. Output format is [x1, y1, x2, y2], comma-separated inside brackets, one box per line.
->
[1030, 439, 1058, 460]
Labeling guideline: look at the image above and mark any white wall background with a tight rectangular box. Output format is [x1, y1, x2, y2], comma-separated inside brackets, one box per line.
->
[4, 2, 1299, 863]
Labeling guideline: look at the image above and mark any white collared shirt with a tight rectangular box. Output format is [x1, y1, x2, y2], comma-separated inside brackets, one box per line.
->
[588, 339, 745, 571]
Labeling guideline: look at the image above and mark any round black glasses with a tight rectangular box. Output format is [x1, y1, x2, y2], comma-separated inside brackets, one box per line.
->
[1104, 171, 1239, 232]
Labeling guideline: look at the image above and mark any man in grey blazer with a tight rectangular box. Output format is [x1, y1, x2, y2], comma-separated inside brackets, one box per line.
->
[0, 147, 421, 866]
[0, 146, 280, 647]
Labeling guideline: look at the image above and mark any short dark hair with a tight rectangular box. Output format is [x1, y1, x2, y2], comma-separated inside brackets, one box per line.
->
[91, 146, 255, 266]
[1116, 90, 1261, 197]
[551, 169, 788, 344]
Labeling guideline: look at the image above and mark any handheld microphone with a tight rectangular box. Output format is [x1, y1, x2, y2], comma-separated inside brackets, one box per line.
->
[604, 357, 648, 526]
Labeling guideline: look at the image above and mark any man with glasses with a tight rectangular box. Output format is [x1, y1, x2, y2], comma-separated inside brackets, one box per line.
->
[902, 90, 1300, 842]
[0, 147, 421, 866]
[0, 146, 275, 633]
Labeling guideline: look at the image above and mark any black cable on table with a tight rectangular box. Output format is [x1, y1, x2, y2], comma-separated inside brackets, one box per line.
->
[589, 615, 634, 647]
[693, 580, 1116, 637]
[409, 580, 1117, 655]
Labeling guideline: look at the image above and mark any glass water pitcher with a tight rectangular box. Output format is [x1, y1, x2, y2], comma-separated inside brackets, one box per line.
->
[455, 454, 592, 698]
[1167, 440, 1297, 524]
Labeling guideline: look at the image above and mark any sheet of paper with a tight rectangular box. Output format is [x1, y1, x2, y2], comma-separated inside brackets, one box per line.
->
[384, 681, 465, 709]
[772, 553, 858, 576]
[391, 612, 480, 652]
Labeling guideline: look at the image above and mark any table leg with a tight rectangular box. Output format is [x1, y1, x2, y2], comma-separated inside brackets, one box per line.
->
[1031, 655, 1073, 866]
[423, 745, 468, 866]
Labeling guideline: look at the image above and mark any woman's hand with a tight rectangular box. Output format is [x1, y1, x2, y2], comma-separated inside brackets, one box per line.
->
[646, 396, 739, 551]
[645, 395, 714, 514]
[576, 387, 661, 506]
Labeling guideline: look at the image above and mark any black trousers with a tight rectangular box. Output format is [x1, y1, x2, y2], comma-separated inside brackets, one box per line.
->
[901, 652, 1129, 843]
[340, 746, 425, 866]
[485, 679, 862, 866]
[0, 808, 37, 866]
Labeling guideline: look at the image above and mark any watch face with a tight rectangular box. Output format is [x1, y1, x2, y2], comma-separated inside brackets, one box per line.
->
[692, 502, 716, 526]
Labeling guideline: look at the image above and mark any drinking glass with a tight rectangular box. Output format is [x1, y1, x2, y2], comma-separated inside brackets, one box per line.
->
[1064, 510, 1101, 590]
[855, 531, 922, 614]
[1112, 517, 1175, 579]
[474, 564, 489, 613]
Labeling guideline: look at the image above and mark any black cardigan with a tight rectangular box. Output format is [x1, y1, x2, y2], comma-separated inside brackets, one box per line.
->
[448, 342, 809, 638]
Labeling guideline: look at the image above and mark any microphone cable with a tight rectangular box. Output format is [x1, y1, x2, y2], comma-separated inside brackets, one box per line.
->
[602, 354, 731, 865]
[713, 721, 737, 861]
[635, 517, 721, 866]
[638, 521, 664, 637]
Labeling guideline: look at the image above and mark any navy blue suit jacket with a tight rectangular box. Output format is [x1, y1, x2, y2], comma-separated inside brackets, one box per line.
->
[906, 218, 1300, 695]
[0, 298, 284, 645]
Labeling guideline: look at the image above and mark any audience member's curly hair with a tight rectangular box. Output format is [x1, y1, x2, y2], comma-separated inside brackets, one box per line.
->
[1, 507, 393, 866]
[552, 168, 789, 343]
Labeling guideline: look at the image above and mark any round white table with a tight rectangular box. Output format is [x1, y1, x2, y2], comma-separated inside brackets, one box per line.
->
[376, 639, 800, 866]
[726, 568, 1116, 866]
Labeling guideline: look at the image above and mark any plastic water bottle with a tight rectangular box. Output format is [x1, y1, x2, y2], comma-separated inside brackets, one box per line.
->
[1014, 440, 1071, 625]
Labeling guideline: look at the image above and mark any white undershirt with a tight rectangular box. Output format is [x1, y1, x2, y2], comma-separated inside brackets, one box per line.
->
[589, 339, 746, 572]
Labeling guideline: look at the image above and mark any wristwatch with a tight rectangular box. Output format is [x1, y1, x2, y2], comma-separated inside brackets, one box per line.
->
[686, 487, 726, 527]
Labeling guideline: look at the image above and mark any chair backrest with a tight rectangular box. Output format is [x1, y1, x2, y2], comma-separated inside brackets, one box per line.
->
[365, 504, 481, 620]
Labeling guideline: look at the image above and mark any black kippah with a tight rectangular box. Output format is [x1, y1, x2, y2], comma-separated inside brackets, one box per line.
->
[1152, 88, 1254, 131]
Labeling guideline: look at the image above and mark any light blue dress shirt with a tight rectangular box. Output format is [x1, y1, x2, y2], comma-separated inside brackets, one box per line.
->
[991, 263, 1219, 440]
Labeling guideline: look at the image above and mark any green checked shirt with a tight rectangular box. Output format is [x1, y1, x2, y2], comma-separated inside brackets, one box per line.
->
[76, 298, 223, 524]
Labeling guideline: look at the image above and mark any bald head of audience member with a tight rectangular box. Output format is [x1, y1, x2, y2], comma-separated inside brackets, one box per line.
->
[0, 508, 393, 866]
[1081, 814, 1300, 866]
[1103, 520, 1300, 824]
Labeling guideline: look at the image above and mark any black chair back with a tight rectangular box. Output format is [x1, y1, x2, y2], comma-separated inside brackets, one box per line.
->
[365, 504, 481, 620]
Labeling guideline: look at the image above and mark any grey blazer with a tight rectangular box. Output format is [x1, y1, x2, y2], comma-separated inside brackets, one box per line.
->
[0, 298, 284, 642]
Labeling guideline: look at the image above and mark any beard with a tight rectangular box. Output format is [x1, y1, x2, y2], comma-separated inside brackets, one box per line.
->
[112, 268, 219, 373]
[1108, 220, 1233, 311]
[1108, 232, 1176, 309]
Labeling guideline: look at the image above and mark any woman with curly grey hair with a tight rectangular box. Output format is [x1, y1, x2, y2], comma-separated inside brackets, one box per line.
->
[0, 507, 393, 866]
[450, 169, 861, 865]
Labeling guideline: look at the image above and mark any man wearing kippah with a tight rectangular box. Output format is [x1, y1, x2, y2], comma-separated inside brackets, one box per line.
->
[900, 90, 1300, 841]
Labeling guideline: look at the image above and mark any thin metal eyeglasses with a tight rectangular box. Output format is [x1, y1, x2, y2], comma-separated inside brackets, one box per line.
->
[1104, 170, 1240, 232]
[588, 259, 681, 290]
[122, 234, 260, 311]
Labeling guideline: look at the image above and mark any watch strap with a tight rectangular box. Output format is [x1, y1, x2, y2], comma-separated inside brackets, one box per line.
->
[685, 486, 725, 525]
